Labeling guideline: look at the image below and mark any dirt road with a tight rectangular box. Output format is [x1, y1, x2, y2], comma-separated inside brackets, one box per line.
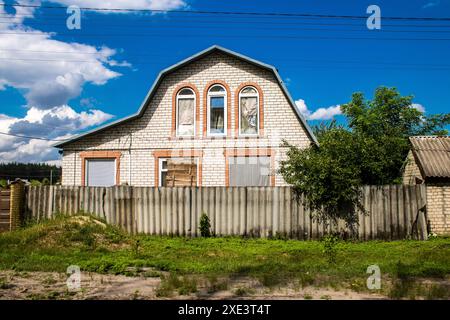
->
[0, 271, 388, 300]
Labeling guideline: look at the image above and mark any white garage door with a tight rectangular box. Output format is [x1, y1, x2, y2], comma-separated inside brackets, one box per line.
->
[85, 159, 116, 187]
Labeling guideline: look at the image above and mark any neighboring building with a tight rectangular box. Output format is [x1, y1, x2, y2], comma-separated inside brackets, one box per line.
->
[54, 45, 317, 187]
[403, 136, 450, 234]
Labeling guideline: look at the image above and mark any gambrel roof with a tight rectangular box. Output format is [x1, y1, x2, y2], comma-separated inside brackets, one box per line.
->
[410, 136, 450, 179]
[54, 45, 318, 148]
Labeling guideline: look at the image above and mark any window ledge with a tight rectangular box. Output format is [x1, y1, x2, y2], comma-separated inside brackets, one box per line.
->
[169, 136, 197, 141]
[168, 136, 267, 141]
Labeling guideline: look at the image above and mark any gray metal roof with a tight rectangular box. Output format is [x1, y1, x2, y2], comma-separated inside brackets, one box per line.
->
[54, 45, 318, 148]
[410, 136, 450, 179]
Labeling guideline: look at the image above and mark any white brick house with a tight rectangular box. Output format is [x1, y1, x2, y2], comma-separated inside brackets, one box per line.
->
[55, 46, 317, 187]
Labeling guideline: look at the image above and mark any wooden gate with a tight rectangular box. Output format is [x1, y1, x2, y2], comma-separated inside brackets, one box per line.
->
[0, 189, 11, 232]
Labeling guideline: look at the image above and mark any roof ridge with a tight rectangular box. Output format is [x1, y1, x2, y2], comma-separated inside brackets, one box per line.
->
[410, 135, 450, 139]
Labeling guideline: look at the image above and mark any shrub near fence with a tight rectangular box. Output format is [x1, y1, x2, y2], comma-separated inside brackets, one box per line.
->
[24, 185, 428, 240]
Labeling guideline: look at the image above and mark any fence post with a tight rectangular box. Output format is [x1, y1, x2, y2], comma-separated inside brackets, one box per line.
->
[10, 180, 25, 231]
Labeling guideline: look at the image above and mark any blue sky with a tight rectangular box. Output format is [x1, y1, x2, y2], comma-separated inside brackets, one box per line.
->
[0, 0, 449, 163]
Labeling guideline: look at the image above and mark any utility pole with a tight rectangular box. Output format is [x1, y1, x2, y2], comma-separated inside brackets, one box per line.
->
[50, 170, 53, 185]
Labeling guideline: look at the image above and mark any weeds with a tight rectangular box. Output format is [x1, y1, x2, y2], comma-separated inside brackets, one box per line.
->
[199, 213, 211, 238]
[156, 273, 198, 297]
[0, 277, 13, 289]
[234, 286, 255, 297]
[388, 261, 417, 299]
[322, 234, 339, 264]
[206, 275, 228, 293]
[41, 275, 57, 285]
[425, 284, 449, 300]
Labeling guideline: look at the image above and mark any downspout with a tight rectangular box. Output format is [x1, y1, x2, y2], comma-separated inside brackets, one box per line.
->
[73, 151, 76, 186]
[129, 131, 132, 186]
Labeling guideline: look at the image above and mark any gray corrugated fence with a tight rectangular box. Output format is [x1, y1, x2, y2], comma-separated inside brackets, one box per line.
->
[23, 185, 428, 240]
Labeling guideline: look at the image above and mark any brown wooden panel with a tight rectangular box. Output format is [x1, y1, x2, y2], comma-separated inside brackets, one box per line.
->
[0, 202, 10, 210]
[165, 162, 197, 187]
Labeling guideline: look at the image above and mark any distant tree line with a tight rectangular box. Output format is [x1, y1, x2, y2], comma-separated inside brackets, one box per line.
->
[0, 162, 61, 187]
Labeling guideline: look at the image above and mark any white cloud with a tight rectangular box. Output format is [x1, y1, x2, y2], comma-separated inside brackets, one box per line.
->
[0, 105, 114, 163]
[48, 0, 186, 12]
[0, 138, 61, 164]
[411, 103, 426, 113]
[422, 0, 440, 9]
[295, 99, 342, 120]
[0, 3, 130, 109]
[0, 2, 123, 163]
[295, 99, 309, 117]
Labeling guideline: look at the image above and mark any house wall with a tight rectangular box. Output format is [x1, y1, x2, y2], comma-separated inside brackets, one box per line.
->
[402, 151, 450, 234]
[61, 51, 313, 186]
[427, 183, 450, 235]
[402, 150, 423, 185]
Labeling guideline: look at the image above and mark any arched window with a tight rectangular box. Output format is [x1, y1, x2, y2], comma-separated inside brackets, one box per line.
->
[176, 88, 195, 136]
[239, 86, 259, 135]
[207, 84, 227, 136]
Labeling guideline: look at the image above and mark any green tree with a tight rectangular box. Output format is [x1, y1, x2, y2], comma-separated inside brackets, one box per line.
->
[280, 87, 450, 226]
[342, 87, 450, 185]
[30, 180, 42, 187]
[0, 162, 61, 184]
[0, 179, 7, 189]
[281, 127, 363, 227]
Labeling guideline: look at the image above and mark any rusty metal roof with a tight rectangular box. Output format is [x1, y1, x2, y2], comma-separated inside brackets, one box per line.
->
[410, 136, 450, 178]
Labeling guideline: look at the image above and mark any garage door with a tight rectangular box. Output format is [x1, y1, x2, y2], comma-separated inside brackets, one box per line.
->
[85, 159, 116, 187]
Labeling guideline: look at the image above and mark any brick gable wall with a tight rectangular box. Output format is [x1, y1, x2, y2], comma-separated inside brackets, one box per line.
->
[61, 51, 313, 186]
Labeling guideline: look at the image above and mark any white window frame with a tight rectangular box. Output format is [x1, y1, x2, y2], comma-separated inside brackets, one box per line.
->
[85, 158, 117, 187]
[176, 88, 196, 137]
[159, 158, 168, 187]
[207, 84, 227, 137]
[238, 86, 259, 137]
[158, 157, 200, 187]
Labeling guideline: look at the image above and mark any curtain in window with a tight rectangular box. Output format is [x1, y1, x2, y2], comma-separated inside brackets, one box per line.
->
[229, 157, 270, 186]
[210, 96, 224, 134]
[178, 98, 194, 135]
[240, 96, 258, 134]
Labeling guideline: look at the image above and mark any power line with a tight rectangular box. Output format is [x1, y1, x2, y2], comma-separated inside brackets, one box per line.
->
[0, 10, 448, 25]
[2, 50, 450, 69]
[1, 3, 450, 21]
[2, 30, 450, 41]
[0, 132, 67, 142]
[2, 14, 450, 28]
[3, 19, 450, 33]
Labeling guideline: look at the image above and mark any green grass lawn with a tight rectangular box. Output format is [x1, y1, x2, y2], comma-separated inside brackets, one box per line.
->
[1, 215, 449, 298]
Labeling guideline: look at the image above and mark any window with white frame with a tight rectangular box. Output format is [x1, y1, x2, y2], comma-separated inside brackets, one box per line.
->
[159, 158, 169, 187]
[239, 86, 259, 135]
[207, 84, 226, 136]
[176, 88, 195, 136]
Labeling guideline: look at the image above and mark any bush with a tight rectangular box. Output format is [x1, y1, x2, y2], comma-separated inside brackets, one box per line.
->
[199, 212, 211, 237]
[0, 179, 7, 189]
[322, 234, 339, 264]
